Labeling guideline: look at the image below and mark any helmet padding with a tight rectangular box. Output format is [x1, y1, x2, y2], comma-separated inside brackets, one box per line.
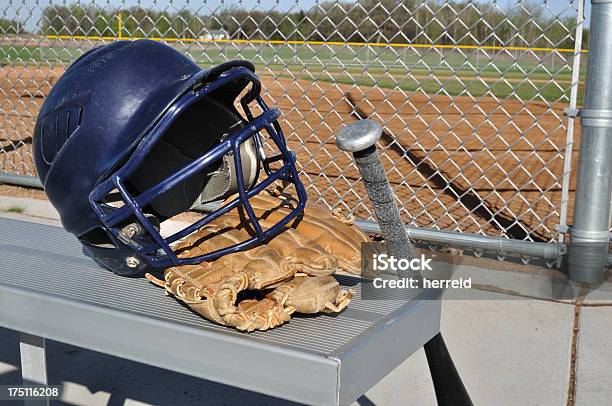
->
[128, 96, 260, 218]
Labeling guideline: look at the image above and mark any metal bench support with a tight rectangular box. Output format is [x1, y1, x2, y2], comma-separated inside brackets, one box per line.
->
[20, 333, 49, 406]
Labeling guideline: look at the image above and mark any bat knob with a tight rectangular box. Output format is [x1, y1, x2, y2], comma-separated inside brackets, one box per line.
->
[336, 119, 382, 152]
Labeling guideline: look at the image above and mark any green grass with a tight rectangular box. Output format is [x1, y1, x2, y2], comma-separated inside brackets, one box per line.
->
[0, 45, 82, 63]
[5, 205, 25, 214]
[1, 43, 586, 103]
[284, 72, 584, 105]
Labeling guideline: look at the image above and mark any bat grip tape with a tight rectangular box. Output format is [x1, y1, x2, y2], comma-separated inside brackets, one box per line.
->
[354, 146, 419, 279]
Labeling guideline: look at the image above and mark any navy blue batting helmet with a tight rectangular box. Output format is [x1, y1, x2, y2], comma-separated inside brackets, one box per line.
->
[33, 39, 306, 276]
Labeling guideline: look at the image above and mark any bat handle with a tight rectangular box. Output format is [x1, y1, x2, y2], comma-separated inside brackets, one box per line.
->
[336, 119, 417, 278]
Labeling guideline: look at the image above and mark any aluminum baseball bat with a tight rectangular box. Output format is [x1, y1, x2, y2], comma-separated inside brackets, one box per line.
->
[336, 119, 417, 279]
[336, 119, 473, 406]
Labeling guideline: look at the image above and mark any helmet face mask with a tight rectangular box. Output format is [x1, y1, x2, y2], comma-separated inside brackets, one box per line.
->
[34, 41, 307, 276]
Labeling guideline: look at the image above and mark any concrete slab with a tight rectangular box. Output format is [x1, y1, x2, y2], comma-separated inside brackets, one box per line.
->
[0, 195, 58, 220]
[582, 272, 612, 304]
[441, 290, 575, 406]
[447, 263, 582, 302]
[351, 349, 436, 406]
[428, 255, 582, 302]
[574, 306, 612, 405]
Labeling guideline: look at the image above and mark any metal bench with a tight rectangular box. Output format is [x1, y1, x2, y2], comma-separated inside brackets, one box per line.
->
[0, 216, 441, 405]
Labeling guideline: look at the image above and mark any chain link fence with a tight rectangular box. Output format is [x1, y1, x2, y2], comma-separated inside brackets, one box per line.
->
[0, 1, 588, 254]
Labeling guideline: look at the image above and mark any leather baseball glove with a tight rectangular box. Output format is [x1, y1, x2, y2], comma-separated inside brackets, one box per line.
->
[146, 190, 368, 331]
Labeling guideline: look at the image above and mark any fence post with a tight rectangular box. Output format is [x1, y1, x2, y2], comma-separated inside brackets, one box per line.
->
[567, 0, 612, 283]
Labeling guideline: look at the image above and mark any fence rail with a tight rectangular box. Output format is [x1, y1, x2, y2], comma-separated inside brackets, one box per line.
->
[1, 0, 605, 267]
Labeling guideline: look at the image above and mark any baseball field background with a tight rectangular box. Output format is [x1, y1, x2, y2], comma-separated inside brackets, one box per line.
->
[0, 0, 591, 253]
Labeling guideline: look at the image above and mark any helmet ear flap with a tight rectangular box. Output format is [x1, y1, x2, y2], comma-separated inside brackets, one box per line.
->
[81, 237, 151, 277]
[79, 226, 117, 250]
[79, 213, 161, 250]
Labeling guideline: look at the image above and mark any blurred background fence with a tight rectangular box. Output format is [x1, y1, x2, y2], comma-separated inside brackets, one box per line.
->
[0, 1, 592, 260]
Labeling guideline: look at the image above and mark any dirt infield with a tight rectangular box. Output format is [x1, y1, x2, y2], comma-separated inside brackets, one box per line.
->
[265, 76, 578, 241]
[0, 66, 59, 175]
[0, 65, 578, 241]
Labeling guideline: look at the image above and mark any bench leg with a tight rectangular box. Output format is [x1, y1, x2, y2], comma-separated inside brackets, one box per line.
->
[20, 333, 49, 406]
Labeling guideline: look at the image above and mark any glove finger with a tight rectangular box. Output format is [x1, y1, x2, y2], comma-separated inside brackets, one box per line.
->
[223, 298, 294, 332]
[158, 264, 246, 327]
[214, 227, 295, 288]
[267, 275, 353, 314]
[322, 286, 354, 313]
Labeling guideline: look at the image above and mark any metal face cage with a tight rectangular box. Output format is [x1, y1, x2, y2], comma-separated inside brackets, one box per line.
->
[89, 66, 307, 269]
